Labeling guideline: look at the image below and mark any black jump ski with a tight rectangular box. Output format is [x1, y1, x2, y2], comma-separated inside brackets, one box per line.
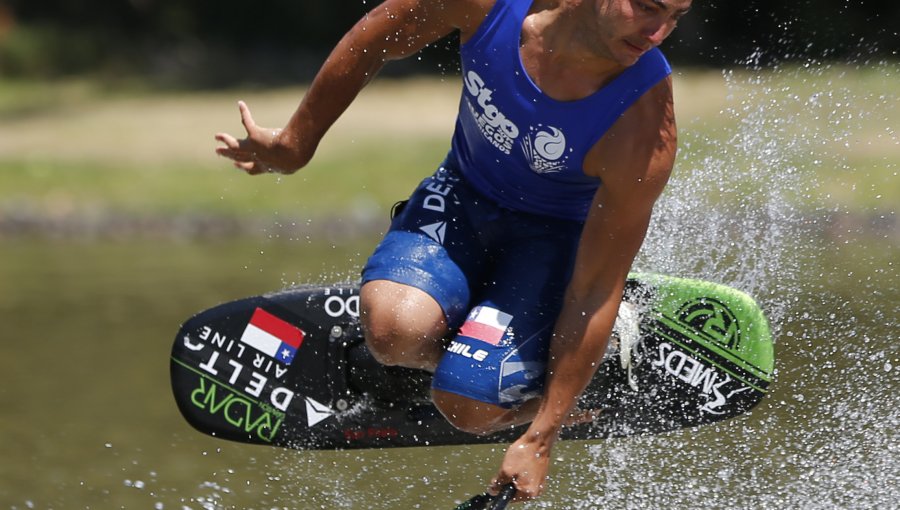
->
[170, 273, 774, 451]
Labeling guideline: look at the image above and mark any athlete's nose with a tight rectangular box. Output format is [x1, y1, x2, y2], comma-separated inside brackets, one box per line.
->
[641, 19, 675, 47]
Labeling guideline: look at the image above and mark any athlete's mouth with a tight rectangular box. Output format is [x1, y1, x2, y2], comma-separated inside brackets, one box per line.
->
[624, 40, 649, 55]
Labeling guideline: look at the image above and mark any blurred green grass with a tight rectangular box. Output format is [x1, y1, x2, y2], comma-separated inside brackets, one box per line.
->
[0, 142, 446, 216]
[0, 65, 896, 219]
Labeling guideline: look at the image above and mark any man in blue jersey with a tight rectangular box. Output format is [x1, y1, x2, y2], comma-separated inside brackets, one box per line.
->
[215, 0, 692, 503]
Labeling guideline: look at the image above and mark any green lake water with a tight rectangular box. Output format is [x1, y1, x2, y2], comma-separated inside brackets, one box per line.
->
[0, 231, 896, 509]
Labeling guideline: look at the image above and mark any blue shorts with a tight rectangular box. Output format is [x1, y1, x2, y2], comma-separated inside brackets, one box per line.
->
[361, 165, 584, 407]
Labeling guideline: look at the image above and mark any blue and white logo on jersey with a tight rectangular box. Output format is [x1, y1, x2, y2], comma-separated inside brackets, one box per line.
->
[521, 124, 570, 174]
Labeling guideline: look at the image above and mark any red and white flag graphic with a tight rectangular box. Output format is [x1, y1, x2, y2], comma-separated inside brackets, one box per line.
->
[459, 306, 513, 346]
[240, 308, 305, 364]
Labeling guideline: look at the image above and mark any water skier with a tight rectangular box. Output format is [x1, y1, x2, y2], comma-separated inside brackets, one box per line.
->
[216, 0, 691, 502]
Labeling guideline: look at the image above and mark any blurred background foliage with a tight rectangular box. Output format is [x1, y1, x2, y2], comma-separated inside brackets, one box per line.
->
[0, 0, 897, 87]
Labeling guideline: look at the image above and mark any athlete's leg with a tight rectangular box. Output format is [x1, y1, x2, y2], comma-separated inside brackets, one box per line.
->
[360, 279, 448, 371]
[359, 165, 485, 372]
[432, 390, 599, 435]
[429, 208, 584, 434]
[431, 390, 543, 435]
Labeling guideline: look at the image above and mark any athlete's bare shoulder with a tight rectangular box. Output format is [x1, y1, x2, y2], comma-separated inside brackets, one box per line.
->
[584, 77, 676, 198]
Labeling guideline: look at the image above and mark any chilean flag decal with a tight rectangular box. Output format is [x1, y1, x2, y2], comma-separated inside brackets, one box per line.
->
[458, 306, 513, 346]
[239, 308, 305, 365]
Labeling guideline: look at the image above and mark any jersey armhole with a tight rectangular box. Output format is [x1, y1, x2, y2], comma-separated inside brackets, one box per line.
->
[581, 50, 673, 155]
[460, 0, 509, 50]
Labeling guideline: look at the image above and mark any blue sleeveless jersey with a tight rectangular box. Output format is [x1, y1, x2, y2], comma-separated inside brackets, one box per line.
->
[445, 0, 672, 221]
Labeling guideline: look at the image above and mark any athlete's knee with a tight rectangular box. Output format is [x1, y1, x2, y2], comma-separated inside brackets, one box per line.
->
[361, 315, 414, 367]
[359, 301, 401, 365]
[359, 281, 447, 369]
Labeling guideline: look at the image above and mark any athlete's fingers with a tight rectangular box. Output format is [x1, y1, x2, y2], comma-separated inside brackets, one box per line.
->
[511, 476, 545, 502]
[246, 164, 271, 175]
[216, 147, 254, 163]
[233, 159, 275, 176]
[215, 133, 253, 161]
[215, 132, 239, 149]
[234, 161, 267, 175]
[487, 474, 513, 496]
[565, 408, 601, 426]
[216, 132, 261, 166]
[237, 101, 257, 134]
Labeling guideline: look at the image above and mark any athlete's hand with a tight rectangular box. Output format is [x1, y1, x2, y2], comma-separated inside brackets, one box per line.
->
[215, 101, 313, 175]
[489, 434, 553, 503]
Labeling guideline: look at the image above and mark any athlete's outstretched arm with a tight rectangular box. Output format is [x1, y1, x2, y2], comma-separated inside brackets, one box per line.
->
[214, 0, 491, 175]
[490, 77, 678, 502]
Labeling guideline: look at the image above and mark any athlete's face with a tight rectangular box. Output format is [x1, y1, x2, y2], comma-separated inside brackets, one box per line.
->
[593, 0, 692, 65]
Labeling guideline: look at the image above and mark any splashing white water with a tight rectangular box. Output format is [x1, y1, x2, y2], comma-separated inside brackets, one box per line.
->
[577, 59, 899, 510]
[639, 59, 897, 330]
